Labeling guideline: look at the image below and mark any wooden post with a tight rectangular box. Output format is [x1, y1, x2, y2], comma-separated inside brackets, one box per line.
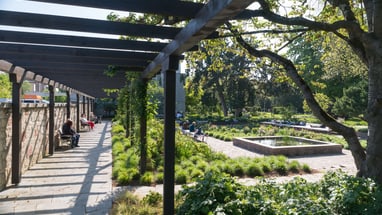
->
[76, 94, 80, 131]
[82, 95, 86, 117]
[87, 97, 90, 120]
[48, 85, 55, 155]
[139, 79, 148, 175]
[163, 55, 179, 215]
[66, 90, 70, 119]
[9, 68, 25, 185]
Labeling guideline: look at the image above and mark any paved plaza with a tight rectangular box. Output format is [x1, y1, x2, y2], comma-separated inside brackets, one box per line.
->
[0, 121, 113, 215]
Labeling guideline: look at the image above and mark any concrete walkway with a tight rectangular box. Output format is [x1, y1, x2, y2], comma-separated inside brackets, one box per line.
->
[0, 121, 113, 215]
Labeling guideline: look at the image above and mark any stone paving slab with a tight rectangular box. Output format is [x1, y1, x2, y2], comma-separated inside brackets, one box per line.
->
[0, 121, 113, 215]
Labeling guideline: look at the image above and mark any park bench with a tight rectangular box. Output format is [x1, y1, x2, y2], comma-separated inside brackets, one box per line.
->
[182, 129, 206, 142]
[57, 128, 72, 147]
[80, 119, 91, 131]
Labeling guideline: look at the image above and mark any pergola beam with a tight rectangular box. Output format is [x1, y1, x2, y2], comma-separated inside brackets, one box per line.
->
[0, 52, 149, 68]
[19, 63, 143, 73]
[142, 0, 256, 78]
[0, 42, 158, 60]
[0, 30, 169, 52]
[0, 10, 181, 39]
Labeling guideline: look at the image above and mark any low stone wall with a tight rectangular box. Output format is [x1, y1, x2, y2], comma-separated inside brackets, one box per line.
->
[233, 136, 343, 157]
[0, 103, 77, 190]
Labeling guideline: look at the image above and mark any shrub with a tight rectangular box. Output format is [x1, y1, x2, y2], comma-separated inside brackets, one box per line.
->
[190, 169, 204, 179]
[205, 165, 220, 174]
[288, 160, 301, 173]
[243, 126, 251, 134]
[274, 161, 288, 175]
[111, 124, 125, 135]
[196, 160, 208, 172]
[142, 191, 162, 206]
[189, 155, 201, 164]
[176, 172, 252, 215]
[245, 163, 264, 177]
[112, 135, 124, 145]
[260, 162, 272, 173]
[117, 168, 139, 185]
[140, 172, 154, 185]
[302, 163, 311, 173]
[175, 170, 188, 184]
[223, 136, 232, 141]
[232, 163, 245, 177]
[155, 172, 164, 184]
[111, 191, 162, 215]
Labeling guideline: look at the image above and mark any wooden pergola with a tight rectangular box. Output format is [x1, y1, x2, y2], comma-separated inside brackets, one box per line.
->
[0, 0, 255, 213]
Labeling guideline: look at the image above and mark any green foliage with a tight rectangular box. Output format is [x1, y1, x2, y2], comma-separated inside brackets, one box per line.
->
[140, 172, 154, 185]
[332, 80, 368, 118]
[245, 163, 264, 177]
[302, 163, 312, 173]
[288, 160, 301, 173]
[111, 191, 162, 215]
[117, 168, 139, 184]
[111, 124, 125, 136]
[175, 169, 188, 184]
[142, 191, 163, 206]
[274, 161, 288, 176]
[176, 172, 250, 215]
[303, 93, 331, 113]
[185, 38, 256, 117]
[155, 172, 164, 184]
[176, 171, 382, 215]
[112, 115, 310, 186]
[320, 171, 382, 215]
[0, 73, 11, 98]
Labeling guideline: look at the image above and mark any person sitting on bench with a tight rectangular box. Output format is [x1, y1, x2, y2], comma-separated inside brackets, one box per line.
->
[62, 119, 80, 148]
[80, 113, 95, 130]
[89, 112, 99, 124]
[189, 121, 196, 132]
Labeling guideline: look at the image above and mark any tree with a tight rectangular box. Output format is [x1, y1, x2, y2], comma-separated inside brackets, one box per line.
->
[186, 38, 256, 117]
[332, 80, 368, 118]
[225, 0, 382, 181]
[0, 73, 11, 98]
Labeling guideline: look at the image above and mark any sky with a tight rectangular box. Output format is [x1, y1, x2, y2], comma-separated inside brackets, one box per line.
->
[0, 0, 121, 20]
[0, 0, 129, 38]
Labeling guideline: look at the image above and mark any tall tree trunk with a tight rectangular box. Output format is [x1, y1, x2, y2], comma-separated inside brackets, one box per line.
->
[216, 85, 228, 116]
[363, 55, 382, 181]
[234, 108, 242, 118]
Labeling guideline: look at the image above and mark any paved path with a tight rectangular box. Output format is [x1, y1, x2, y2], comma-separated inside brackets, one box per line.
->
[0, 121, 113, 215]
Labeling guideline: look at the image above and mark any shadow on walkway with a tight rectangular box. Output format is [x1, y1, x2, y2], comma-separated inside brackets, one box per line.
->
[0, 121, 113, 215]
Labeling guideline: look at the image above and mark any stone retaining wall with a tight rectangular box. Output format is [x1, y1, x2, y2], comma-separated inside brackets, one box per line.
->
[0, 103, 78, 190]
[233, 136, 343, 157]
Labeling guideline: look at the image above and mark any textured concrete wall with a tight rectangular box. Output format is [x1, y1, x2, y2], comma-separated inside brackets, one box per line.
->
[0, 103, 78, 190]
[0, 103, 12, 191]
